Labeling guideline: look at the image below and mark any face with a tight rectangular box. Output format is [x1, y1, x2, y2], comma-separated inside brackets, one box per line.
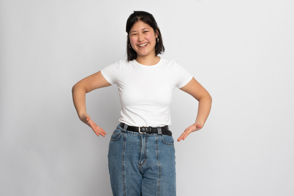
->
[128, 20, 158, 58]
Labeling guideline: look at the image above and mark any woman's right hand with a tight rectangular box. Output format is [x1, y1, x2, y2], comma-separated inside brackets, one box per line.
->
[80, 113, 107, 137]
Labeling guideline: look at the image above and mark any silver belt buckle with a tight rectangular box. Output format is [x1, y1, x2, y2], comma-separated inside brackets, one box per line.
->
[138, 126, 147, 134]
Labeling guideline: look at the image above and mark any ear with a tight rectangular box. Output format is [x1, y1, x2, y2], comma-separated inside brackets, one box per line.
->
[155, 28, 160, 38]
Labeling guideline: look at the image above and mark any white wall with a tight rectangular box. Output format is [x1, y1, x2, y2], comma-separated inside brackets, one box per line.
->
[1, 0, 293, 195]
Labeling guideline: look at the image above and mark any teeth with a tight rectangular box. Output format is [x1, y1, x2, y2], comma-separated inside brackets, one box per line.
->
[139, 43, 148, 47]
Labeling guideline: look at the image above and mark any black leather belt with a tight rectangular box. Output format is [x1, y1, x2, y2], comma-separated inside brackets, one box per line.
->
[119, 122, 172, 136]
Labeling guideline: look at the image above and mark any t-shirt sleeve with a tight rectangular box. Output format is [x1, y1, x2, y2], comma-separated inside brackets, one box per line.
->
[100, 61, 120, 85]
[174, 61, 193, 88]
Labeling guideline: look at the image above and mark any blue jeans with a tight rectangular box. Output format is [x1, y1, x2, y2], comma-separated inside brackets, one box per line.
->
[108, 123, 176, 196]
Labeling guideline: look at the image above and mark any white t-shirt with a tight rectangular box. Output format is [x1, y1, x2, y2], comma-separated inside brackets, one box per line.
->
[100, 57, 193, 127]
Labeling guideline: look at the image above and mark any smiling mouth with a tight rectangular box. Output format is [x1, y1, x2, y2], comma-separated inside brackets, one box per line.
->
[138, 43, 148, 47]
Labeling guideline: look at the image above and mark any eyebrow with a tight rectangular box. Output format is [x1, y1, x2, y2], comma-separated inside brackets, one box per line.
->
[130, 28, 150, 34]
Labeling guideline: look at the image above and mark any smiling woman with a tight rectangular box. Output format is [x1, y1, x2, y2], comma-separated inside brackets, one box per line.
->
[128, 20, 159, 62]
[125, 11, 165, 65]
[72, 10, 212, 196]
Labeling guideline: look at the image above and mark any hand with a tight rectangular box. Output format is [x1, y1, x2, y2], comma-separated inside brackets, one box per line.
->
[80, 114, 107, 137]
[177, 122, 203, 142]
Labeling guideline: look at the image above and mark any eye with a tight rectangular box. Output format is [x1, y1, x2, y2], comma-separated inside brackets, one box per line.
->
[143, 31, 148, 33]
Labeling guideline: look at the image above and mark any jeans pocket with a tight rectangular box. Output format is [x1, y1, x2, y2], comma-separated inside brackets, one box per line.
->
[110, 129, 122, 141]
[161, 134, 174, 145]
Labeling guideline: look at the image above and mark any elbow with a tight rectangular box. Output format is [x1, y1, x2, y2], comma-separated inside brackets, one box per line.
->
[208, 93, 212, 102]
[199, 93, 212, 102]
[207, 94, 212, 103]
[72, 84, 78, 92]
[72, 83, 88, 93]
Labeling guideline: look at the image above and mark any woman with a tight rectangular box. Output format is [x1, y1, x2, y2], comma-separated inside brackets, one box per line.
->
[72, 11, 212, 196]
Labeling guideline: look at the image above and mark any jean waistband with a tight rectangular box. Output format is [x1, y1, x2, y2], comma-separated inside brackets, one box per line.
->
[118, 122, 172, 136]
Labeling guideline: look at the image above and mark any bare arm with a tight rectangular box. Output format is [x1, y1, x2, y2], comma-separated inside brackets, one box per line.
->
[72, 71, 111, 136]
[180, 77, 212, 126]
[177, 77, 212, 141]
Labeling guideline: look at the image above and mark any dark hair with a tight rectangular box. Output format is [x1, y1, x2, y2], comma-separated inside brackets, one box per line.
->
[126, 11, 165, 61]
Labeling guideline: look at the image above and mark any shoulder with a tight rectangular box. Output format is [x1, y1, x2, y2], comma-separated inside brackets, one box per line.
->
[116, 59, 134, 67]
[168, 59, 190, 71]
[161, 58, 182, 70]
[159, 57, 177, 67]
[106, 59, 127, 69]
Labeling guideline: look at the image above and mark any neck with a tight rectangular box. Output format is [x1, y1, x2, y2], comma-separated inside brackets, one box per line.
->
[136, 54, 160, 66]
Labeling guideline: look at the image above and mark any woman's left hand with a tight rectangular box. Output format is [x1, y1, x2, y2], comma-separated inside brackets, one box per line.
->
[177, 122, 203, 142]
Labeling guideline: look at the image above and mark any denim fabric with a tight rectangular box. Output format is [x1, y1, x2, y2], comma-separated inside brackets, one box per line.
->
[108, 123, 176, 196]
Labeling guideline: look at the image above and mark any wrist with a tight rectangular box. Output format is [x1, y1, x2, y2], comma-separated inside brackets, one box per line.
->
[78, 111, 88, 119]
[195, 120, 204, 126]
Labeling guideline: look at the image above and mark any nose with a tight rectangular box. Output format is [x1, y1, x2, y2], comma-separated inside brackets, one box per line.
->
[138, 33, 144, 42]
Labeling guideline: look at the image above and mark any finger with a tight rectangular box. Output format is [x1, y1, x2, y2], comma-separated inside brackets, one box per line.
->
[93, 122, 106, 135]
[182, 131, 191, 140]
[177, 134, 185, 141]
[94, 129, 101, 137]
[100, 129, 107, 135]
[93, 129, 100, 137]
[180, 131, 187, 138]
[95, 126, 105, 134]
[181, 130, 191, 140]
[95, 128, 106, 137]
[97, 130, 106, 137]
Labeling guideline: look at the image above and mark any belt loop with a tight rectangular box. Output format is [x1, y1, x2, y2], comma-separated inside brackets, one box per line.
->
[123, 123, 128, 132]
[157, 127, 162, 135]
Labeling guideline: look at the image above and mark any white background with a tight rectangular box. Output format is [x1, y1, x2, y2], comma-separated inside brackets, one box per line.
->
[1, 0, 293, 195]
